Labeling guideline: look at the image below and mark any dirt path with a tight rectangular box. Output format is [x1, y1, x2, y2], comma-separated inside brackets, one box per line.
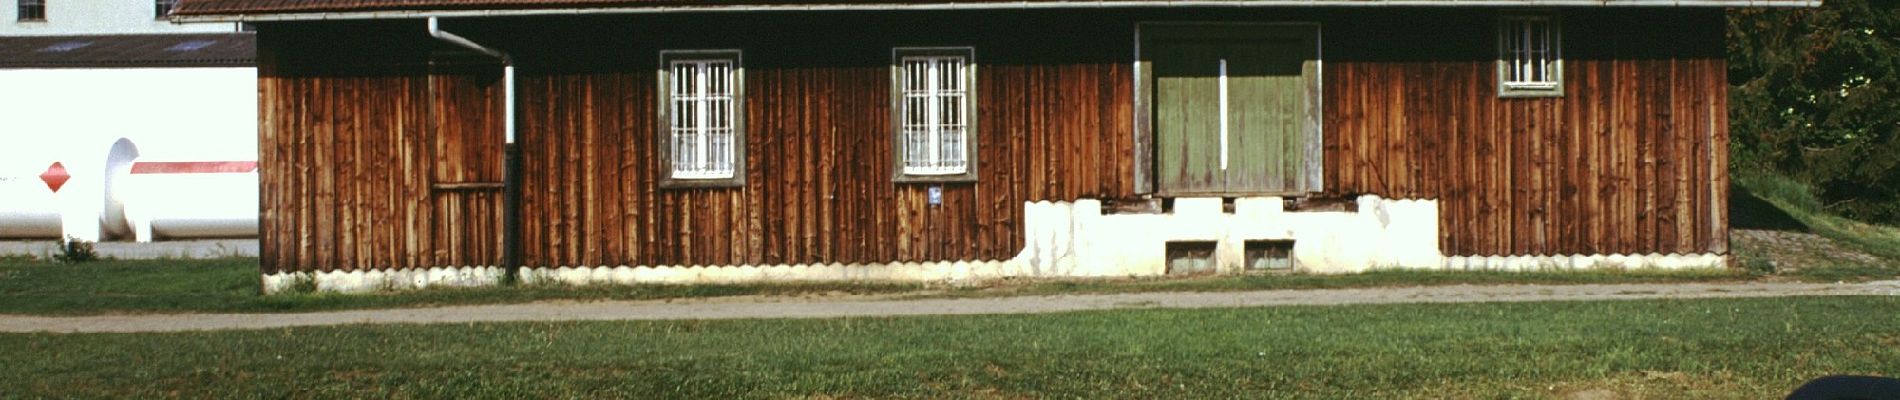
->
[4, 281, 1896, 333]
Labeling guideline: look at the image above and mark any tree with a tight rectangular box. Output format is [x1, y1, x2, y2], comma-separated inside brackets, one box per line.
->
[1729, 0, 1900, 223]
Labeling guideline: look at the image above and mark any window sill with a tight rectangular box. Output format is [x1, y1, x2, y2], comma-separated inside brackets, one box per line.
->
[1498, 84, 1564, 98]
[893, 173, 978, 184]
[659, 176, 746, 189]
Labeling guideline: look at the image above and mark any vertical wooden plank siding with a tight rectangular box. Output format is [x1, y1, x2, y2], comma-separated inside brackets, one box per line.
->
[1322, 10, 1729, 256]
[256, 23, 506, 273]
[514, 62, 1135, 267]
[256, 9, 1729, 274]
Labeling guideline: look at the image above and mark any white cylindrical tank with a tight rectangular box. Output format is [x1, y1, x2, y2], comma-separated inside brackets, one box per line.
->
[0, 161, 65, 239]
[112, 160, 259, 242]
[99, 139, 140, 240]
[0, 137, 134, 241]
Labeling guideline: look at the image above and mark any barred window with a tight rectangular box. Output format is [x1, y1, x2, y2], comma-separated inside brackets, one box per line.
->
[660, 50, 745, 186]
[18, 0, 45, 21]
[893, 47, 977, 181]
[1499, 14, 1563, 97]
[155, 0, 176, 19]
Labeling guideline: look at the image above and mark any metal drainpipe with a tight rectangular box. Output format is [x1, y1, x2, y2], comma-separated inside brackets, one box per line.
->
[427, 17, 522, 282]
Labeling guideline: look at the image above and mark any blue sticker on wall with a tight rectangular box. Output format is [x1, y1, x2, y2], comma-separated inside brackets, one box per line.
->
[928, 186, 943, 206]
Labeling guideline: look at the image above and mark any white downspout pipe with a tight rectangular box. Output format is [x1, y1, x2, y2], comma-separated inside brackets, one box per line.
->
[427, 17, 523, 279]
[427, 17, 514, 144]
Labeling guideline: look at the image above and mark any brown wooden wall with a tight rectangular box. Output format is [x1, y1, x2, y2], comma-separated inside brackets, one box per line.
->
[510, 25, 1136, 267]
[254, 9, 1730, 273]
[257, 23, 508, 273]
[1322, 10, 1729, 256]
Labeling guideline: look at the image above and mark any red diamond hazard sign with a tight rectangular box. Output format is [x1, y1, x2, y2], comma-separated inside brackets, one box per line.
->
[40, 162, 69, 193]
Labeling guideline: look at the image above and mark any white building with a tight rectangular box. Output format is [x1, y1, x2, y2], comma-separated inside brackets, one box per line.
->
[0, 1, 256, 243]
[4, 0, 241, 35]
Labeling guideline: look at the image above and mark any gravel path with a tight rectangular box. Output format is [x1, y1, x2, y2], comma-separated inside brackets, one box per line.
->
[5, 281, 1896, 333]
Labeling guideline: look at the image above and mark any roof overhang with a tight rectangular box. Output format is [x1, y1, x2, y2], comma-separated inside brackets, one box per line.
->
[173, 0, 1821, 23]
[0, 33, 255, 69]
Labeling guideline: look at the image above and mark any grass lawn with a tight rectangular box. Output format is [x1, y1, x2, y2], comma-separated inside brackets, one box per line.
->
[0, 256, 925, 315]
[0, 170, 1892, 316]
[0, 255, 1751, 316]
[1732, 171, 1900, 281]
[4, 296, 1896, 398]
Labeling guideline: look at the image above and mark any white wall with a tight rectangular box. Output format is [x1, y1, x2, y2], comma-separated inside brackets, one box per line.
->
[0, 68, 256, 164]
[3, 0, 239, 35]
[0, 67, 255, 240]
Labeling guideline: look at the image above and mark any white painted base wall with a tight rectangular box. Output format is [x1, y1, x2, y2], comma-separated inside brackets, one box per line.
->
[258, 196, 1730, 294]
[1015, 196, 1442, 276]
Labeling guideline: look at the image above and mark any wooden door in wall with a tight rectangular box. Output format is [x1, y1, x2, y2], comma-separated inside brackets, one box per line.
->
[1149, 24, 1318, 196]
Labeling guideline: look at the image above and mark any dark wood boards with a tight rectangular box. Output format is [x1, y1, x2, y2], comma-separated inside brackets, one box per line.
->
[514, 62, 1135, 267]
[1321, 11, 1730, 257]
[254, 9, 1730, 274]
[256, 27, 507, 273]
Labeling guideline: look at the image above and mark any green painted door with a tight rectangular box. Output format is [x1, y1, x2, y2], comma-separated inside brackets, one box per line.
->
[1151, 25, 1315, 195]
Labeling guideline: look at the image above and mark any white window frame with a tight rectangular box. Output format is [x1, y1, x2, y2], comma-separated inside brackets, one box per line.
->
[1497, 13, 1563, 98]
[891, 47, 978, 182]
[155, 0, 176, 19]
[18, 0, 45, 22]
[658, 49, 745, 188]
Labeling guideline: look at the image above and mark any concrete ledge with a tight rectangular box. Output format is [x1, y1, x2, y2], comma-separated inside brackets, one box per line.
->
[1017, 195, 1442, 275]
[1440, 253, 1729, 271]
[252, 197, 1729, 295]
[0, 239, 257, 260]
[260, 261, 1023, 294]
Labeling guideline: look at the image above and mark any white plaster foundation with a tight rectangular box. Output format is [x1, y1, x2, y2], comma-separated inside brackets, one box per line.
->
[260, 196, 1729, 294]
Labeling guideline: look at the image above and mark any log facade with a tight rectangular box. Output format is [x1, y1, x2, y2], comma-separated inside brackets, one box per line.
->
[255, 9, 1729, 273]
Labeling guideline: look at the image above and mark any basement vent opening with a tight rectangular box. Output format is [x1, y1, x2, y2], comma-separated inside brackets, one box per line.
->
[1165, 241, 1218, 276]
[1244, 240, 1295, 271]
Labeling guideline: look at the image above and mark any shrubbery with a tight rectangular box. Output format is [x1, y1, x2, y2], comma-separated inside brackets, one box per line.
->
[1729, 1, 1900, 224]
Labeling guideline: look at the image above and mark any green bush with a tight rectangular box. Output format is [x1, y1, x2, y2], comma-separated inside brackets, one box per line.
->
[1729, 2, 1900, 224]
[52, 237, 99, 264]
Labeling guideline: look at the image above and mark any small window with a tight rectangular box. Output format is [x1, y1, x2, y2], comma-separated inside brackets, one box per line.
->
[18, 0, 45, 22]
[1498, 14, 1562, 97]
[658, 50, 745, 187]
[1243, 240, 1295, 271]
[155, 0, 175, 19]
[892, 47, 978, 182]
[1165, 241, 1218, 276]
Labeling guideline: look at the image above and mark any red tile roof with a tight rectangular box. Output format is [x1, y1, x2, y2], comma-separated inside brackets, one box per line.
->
[173, 0, 1821, 17]
[176, 0, 725, 15]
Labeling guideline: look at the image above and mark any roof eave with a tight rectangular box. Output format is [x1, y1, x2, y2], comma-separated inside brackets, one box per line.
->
[171, 0, 1822, 23]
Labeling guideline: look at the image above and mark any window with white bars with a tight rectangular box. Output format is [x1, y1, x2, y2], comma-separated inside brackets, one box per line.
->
[661, 51, 742, 183]
[18, 0, 45, 21]
[894, 48, 975, 180]
[155, 0, 176, 19]
[1499, 14, 1562, 97]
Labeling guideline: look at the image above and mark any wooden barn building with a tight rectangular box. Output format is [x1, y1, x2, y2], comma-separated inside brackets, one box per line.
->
[172, 0, 1815, 292]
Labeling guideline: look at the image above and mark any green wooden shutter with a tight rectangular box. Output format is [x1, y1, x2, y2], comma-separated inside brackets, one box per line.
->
[1148, 25, 1317, 196]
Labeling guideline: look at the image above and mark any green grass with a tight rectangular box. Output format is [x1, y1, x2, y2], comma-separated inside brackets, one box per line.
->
[0, 257, 925, 315]
[1731, 170, 1900, 280]
[0, 169, 1888, 316]
[4, 296, 1896, 398]
[0, 256, 1748, 316]
[936, 267, 1747, 298]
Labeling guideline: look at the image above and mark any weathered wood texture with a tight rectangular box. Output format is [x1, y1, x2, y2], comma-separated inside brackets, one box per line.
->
[493, 15, 1135, 267]
[257, 23, 506, 273]
[512, 61, 1134, 267]
[1322, 10, 1730, 256]
[254, 9, 1729, 273]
